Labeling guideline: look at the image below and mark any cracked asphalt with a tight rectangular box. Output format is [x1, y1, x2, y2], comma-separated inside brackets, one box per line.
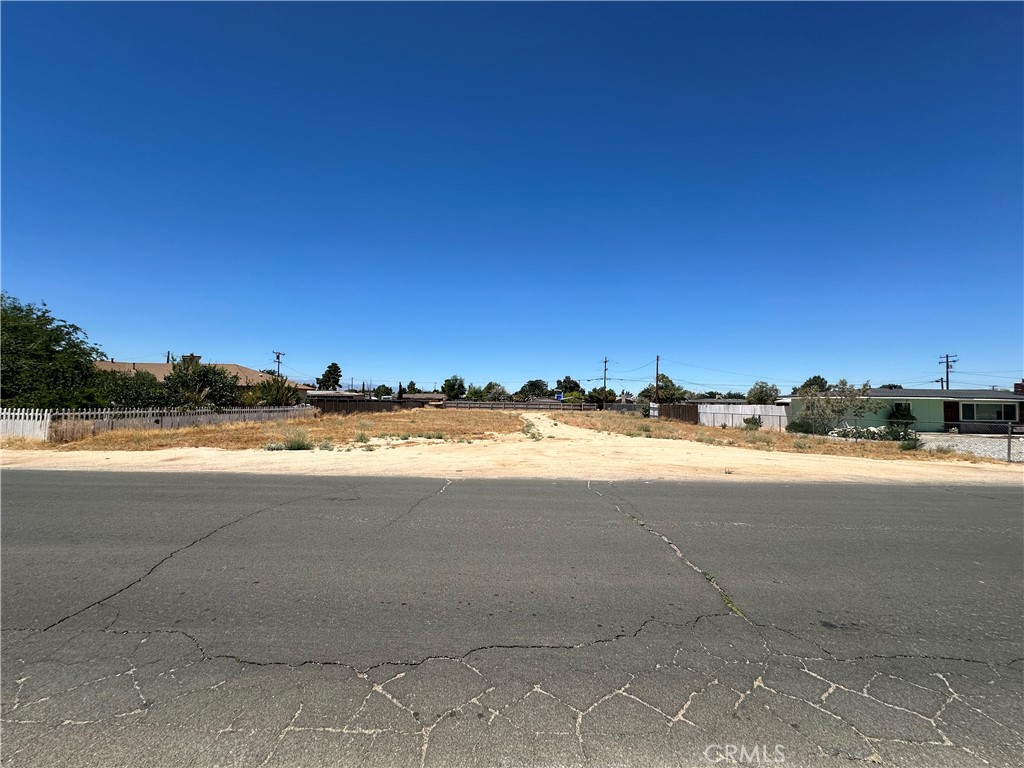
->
[2, 472, 1021, 767]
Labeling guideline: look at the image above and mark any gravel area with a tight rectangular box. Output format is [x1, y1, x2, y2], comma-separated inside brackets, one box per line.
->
[918, 432, 1024, 462]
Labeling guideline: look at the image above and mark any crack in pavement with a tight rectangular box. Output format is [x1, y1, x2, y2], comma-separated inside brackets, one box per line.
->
[40, 489, 356, 633]
[5, 478, 1021, 767]
[382, 478, 453, 529]
[587, 480, 747, 618]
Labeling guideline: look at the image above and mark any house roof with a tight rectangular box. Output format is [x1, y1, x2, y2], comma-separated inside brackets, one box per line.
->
[786, 388, 1024, 402]
[95, 360, 313, 390]
[868, 388, 1024, 400]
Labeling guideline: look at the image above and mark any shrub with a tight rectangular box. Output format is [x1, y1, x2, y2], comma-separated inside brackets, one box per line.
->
[899, 438, 921, 451]
[786, 418, 815, 434]
[354, 432, 370, 443]
[743, 416, 762, 431]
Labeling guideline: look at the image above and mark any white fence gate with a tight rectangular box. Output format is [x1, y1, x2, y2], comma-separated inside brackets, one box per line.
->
[0, 408, 52, 441]
[697, 404, 790, 432]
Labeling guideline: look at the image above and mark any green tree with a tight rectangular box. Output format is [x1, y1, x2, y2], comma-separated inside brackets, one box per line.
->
[0, 293, 105, 408]
[516, 379, 550, 400]
[586, 386, 618, 404]
[482, 382, 508, 401]
[879, 383, 904, 389]
[242, 375, 301, 407]
[163, 357, 241, 409]
[372, 384, 394, 399]
[795, 379, 880, 434]
[792, 375, 829, 394]
[441, 375, 466, 400]
[406, 381, 422, 394]
[316, 362, 343, 391]
[555, 375, 583, 394]
[91, 369, 166, 409]
[465, 383, 486, 400]
[746, 381, 781, 405]
[638, 374, 685, 404]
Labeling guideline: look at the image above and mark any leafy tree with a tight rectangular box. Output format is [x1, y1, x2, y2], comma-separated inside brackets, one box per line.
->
[316, 362, 343, 391]
[586, 386, 618, 404]
[164, 356, 241, 409]
[242, 375, 301, 407]
[482, 382, 508, 401]
[792, 375, 829, 394]
[562, 390, 585, 404]
[794, 379, 880, 434]
[638, 374, 686, 404]
[555, 375, 583, 394]
[465, 384, 486, 400]
[372, 384, 394, 399]
[406, 381, 421, 394]
[879, 383, 904, 389]
[0, 293, 104, 408]
[747, 381, 781, 405]
[516, 379, 550, 400]
[724, 391, 747, 400]
[91, 369, 166, 409]
[441, 375, 466, 400]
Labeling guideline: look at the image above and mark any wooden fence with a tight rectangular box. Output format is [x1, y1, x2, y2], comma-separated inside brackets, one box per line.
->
[0, 405, 317, 443]
[445, 401, 598, 411]
[0, 408, 52, 441]
[656, 403, 699, 423]
[309, 399, 430, 415]
[697, 404, 790, 431]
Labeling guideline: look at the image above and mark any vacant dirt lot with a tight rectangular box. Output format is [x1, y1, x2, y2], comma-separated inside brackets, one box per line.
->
[3, 412, 1020, 485]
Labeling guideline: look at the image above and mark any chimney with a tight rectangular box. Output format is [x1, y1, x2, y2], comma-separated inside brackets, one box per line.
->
[1014, 380, 1024, 395]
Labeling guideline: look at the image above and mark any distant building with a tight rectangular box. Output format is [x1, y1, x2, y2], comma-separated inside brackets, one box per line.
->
[95, 355, 314, 392]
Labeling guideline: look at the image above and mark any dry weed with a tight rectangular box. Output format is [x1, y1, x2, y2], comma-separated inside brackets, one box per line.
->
[555, 410, 994, 464]
[50, 409, 524, 451]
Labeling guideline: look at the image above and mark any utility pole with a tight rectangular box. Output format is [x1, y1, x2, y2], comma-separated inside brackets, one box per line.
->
[654, 355, 660, 404]
[933, 378, 945, 390]
[272, 351, 285, 377]
[939, 354, 958, 391]
[603, 357, 608, 406]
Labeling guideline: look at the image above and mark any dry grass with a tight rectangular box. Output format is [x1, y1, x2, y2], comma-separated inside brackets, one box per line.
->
[554, 410, 995, 464]
[29, 409, 524, 451]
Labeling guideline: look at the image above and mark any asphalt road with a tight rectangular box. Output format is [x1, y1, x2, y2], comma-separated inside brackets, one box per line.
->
[2, 472, 1021, 767]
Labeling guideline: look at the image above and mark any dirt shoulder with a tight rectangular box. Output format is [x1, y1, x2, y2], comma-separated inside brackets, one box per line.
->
[2, 414, 1021, 485]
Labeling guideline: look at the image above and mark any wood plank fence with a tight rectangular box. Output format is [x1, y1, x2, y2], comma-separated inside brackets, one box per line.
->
[445, 401, 598, 411]
[697, 404, 789, 431]
[0, 408, 52, 441]
[2, 406, 317, 443]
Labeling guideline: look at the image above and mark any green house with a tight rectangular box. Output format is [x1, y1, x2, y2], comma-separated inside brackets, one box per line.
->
[786, 388, 1024, 434]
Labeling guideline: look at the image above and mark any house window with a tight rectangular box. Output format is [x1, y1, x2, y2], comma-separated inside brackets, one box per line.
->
[961, 403, 1018, 421]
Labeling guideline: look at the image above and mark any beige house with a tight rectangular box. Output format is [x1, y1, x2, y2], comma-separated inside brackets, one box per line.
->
[95, 354, 314, 392]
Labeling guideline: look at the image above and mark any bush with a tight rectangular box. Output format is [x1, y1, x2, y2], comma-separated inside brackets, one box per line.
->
[786, 418, 816, 434]
[743, 416, 762, 431]
[828, 424, 917, 441]
[899, 438, 921, 451]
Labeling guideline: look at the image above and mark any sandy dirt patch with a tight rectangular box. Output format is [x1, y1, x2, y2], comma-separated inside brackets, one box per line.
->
[3, 414, 1021, 486]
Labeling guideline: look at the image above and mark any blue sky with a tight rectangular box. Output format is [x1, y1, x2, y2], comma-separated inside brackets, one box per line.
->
[3, 2, 1021, 394]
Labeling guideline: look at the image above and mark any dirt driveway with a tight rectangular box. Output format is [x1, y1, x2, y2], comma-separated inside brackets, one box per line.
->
[3, 414, 1020, 486]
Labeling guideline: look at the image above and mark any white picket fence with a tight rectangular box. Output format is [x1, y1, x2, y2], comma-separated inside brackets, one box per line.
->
[0, 408, 52, 441]
[1, 405, 316, 443]
[697, 404, 790, 432]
